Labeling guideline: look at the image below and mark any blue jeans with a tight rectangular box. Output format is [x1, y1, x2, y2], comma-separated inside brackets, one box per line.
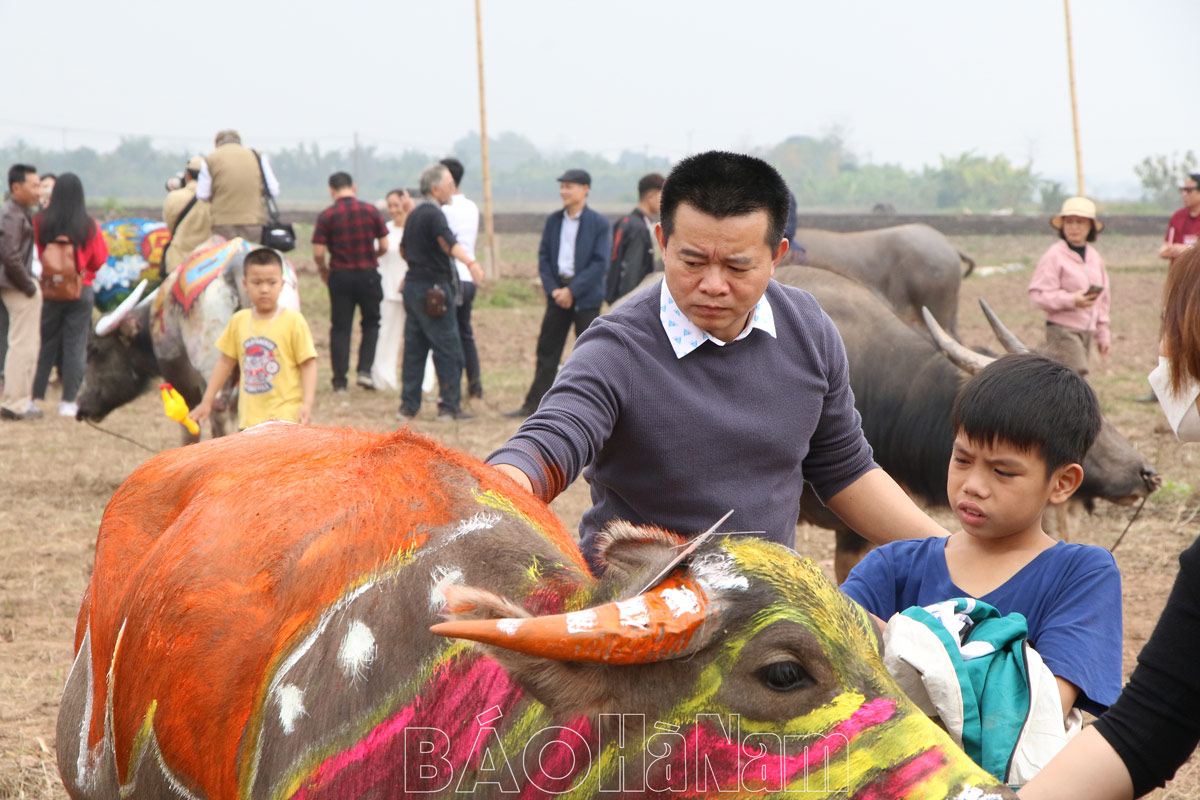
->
[401, 280, 464, 414]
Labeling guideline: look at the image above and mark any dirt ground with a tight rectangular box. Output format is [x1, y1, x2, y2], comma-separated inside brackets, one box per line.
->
[2, 232, 1197, 799]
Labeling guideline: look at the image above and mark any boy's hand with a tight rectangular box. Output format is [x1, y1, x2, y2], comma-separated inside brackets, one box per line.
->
[188, 401, 212, 424]
[299, 406, 312, 425]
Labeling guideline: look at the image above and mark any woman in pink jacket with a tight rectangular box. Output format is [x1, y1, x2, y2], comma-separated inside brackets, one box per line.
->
[1028, 196, 1110, 375]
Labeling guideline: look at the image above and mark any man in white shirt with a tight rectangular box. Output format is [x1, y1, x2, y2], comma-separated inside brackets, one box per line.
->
[438, 158, 483, 399]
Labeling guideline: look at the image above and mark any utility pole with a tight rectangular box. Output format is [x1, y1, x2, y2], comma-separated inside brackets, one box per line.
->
[353, 131, 360, 182]
[1063, 0, 1085, 196]
[475, 0, 500, 279]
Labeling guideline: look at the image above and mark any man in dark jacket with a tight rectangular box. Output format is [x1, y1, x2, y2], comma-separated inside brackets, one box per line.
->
[505, 169, 612, 418]
[1, 164, 43, 420]
[605, 172, 664, 303]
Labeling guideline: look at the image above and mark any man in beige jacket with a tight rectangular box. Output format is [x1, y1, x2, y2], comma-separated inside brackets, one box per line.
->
[162, 156, 213, 273]
[196, 130, 279, 244]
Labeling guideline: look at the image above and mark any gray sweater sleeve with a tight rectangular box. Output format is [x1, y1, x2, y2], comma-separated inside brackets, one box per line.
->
[801, 307, 877, 502]
[487, 321, 629, 501]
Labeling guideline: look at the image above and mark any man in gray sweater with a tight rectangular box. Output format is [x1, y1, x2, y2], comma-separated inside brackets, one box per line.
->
[488, 151, 945, 568]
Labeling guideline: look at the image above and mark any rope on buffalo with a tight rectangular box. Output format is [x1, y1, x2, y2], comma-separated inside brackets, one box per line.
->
[84, 419, 157, 453]
[1109, 494, 1149, 553]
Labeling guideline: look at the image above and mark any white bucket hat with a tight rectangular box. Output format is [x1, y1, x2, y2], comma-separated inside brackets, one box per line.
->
[1051, 196, 1104, 233]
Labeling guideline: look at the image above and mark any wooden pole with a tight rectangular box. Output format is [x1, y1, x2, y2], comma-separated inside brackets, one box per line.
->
[475, 0, 500, 279]
[1063, 0, 1085, 196]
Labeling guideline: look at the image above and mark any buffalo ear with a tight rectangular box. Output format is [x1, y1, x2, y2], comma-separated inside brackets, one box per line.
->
[117, 316, 141, 343]
[593, 521, 684, 585]
[436, 584, 609, 713]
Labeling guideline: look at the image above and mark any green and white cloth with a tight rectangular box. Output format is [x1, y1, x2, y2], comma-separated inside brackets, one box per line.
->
[883, 597, 1082, 786]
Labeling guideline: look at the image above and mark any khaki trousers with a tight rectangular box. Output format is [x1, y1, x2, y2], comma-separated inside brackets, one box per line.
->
[1, 285, 42, 413]
[1044, 322, 1091, 375]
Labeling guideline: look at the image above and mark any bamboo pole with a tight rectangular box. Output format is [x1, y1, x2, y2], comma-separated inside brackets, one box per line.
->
[1064, 0, 1085, 196]
[475, 0, 499, 279]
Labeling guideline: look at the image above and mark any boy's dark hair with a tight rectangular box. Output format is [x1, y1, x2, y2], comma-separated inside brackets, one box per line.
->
[439, 157, 464, 187]
[8, 163, 36, 192]
[659, 151, 790, 247]
[637, 172, 665, 198]
[244, 247, 284, 272]
[328, 171, 353, 191]
[952, 353, 1101, 475]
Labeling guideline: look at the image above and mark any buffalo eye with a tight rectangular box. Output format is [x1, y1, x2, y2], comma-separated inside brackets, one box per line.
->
[758, 661, 815, 692]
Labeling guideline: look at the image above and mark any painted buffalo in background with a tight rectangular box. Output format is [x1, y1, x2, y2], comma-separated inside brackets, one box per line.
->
[57, 425, 1014, 800]
[75, 237, 299, 441]
[793, 224, 974, 335]
[774, 266, 1159, 580]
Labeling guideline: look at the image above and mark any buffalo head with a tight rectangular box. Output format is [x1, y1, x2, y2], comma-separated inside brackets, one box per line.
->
[75, 281, 159, 423]
[923, 301, 1161, 506]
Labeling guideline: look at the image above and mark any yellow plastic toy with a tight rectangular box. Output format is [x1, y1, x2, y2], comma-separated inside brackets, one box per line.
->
[159, 382, 200, 435]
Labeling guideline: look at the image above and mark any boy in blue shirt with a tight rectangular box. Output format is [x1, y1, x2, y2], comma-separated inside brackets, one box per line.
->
[842, 353, 1122, 719]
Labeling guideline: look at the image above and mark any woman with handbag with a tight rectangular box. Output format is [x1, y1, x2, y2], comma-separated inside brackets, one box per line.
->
[31, 173, 108, 417]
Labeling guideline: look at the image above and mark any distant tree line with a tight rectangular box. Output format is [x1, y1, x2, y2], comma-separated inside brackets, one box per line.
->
[0, 131, 1160, 213]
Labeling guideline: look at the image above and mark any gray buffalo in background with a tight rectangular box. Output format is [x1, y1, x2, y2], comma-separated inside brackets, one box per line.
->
[773, 266, 1159, 580]
[793, 223, 975, 335]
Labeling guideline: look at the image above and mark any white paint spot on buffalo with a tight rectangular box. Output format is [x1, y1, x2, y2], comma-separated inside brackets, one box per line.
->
[275, 684, 307, 734]
[451, 512, 501, 541]
[497, 619, 523, 636]
[691, 553, 749, 592]
[337, 620, 377, 682]
[949, 785, 1003, 800]
[616, 597, 650, 629]
[660, 588, 701, 617]
[565, 609, 599, 634]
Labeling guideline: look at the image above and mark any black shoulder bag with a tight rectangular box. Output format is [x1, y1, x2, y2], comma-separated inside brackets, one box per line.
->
[254, 150, 296, 252]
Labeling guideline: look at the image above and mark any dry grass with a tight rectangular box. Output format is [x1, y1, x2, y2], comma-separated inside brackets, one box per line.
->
[2, 233, 1196, 798]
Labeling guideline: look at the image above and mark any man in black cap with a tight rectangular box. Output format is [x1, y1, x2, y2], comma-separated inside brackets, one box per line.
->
[505, 169, 612, 418]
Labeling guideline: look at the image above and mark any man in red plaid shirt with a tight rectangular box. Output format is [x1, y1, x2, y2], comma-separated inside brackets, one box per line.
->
[313, 172, 389, 392]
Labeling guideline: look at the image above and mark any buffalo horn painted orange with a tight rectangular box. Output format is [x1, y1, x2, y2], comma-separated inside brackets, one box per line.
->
[430, 573, 714, 664]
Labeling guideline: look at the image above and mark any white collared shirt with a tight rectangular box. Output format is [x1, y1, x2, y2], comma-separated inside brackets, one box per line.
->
[558, 208, 582, 279]
[442, 193, 479, 283]
[659, 279, 776, 359]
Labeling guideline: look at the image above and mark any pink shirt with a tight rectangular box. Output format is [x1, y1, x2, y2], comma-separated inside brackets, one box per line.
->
[1028, 239, 1111, 348]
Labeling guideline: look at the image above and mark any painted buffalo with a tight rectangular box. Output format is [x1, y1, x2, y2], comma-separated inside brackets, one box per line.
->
[793, 224, 974, 335]
[773, 266, 1159, 580]
[57, 424, 1013, 800]
[75, 237, 299, 442]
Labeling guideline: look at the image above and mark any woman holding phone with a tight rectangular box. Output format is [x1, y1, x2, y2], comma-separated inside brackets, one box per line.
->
[1028, 196, 1111, 375]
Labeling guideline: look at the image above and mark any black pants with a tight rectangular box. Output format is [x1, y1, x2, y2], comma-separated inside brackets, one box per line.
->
[458, 280, 481, 395]
[327, 269, 382, 387]
[523, 299, 600, 411]
[401, 279, 463, 415]
[33, 285, 93, 402]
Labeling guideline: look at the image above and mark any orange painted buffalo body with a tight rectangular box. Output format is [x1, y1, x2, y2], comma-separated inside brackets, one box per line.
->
[57, 423, 1014, 800]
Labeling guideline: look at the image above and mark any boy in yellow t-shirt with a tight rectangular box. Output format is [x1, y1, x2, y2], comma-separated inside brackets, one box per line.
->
[190, 248, 317, 429]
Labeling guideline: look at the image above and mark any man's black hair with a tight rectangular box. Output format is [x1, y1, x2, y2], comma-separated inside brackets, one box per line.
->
[1187, 172, 1200, 187]
[637, 172, 665, 199]
[186, 168, 200, 181]
[244, 247, 284, 272]
[659, 151, 790, 247]
[8, 163, 36, 192]
[952, 353, 1101, 475]
[40, 172, 56, 182]
[328, 172, 353, 191]
[439, 157, 465, 187]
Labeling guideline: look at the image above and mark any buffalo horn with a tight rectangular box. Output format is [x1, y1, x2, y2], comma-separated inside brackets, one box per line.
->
[979, 299, 1031, 354]
[922, 306, 994, 375]
[430, 572, 716, 664]
[95, 280, 150, 337]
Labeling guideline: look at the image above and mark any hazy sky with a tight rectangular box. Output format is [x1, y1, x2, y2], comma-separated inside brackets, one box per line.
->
[2, 0, 1195, 197]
